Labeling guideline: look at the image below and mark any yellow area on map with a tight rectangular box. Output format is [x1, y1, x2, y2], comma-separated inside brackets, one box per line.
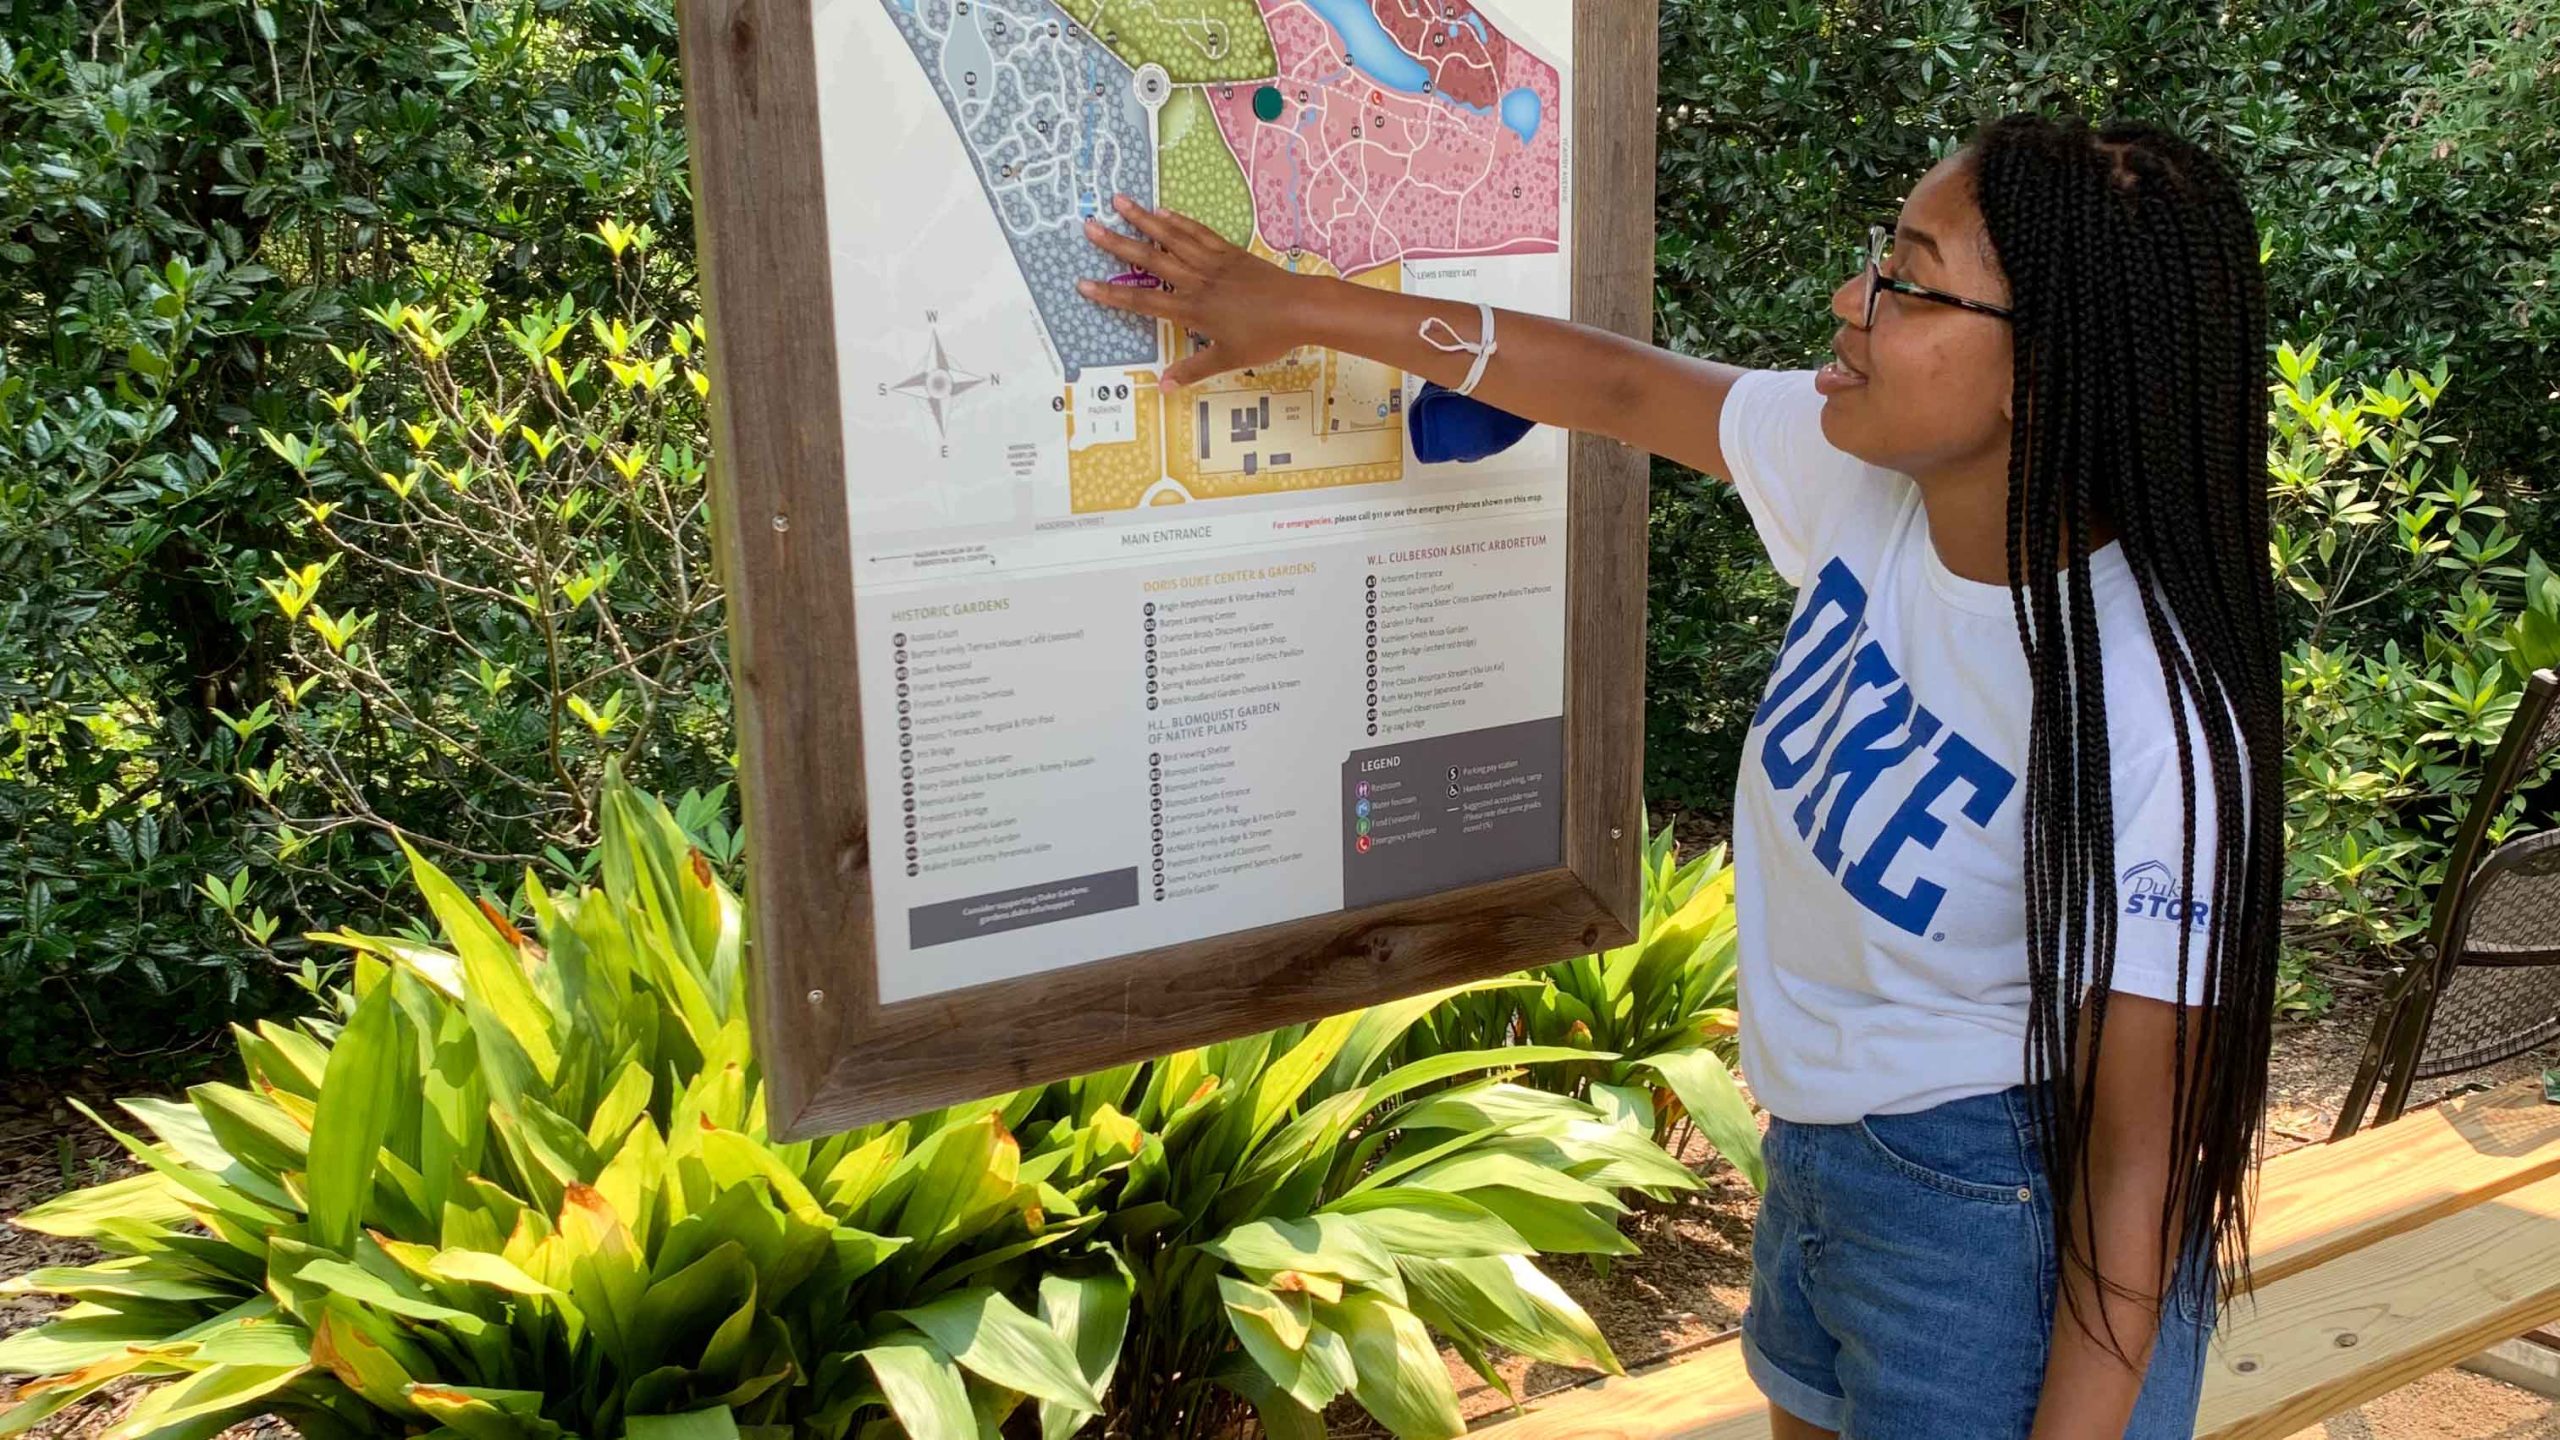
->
[1066, 246, 1405, 512]
[1064, 370, 1165, 511]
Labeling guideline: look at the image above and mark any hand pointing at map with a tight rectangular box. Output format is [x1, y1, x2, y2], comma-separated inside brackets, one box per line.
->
[1078, 193, 1743, 478]
[1078, 198, 1306, 390]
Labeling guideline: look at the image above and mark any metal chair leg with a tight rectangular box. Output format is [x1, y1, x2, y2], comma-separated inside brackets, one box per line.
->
[2330, 992, 2400, 1142]
[2331, 955, 2434, 1141]
[2372, 973, 2444, 1128]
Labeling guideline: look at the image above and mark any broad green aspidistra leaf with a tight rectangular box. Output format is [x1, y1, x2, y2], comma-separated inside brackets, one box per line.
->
[1643, 1045, 1766, 1191]
[305, 980, 404, 1254]
[892, 1286, 1098, 1414]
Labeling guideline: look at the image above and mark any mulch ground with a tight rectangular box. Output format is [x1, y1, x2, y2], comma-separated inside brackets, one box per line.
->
[0, 1071, 160, 1439]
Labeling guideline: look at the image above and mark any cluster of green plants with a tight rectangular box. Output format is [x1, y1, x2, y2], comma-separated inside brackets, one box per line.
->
[0, 0, 707, 1069]
[2267, 340, 2560, 1014]
[234, 218, 732, 919]
[8, 0, 2559, 1067]
[1645, 0, 2560, 818]
[1400, 825, 1762, 1188]
[0, 785, 1756, 1440]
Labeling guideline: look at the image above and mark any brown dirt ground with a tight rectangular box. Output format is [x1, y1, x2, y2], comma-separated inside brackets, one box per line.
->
[0, 1072, 173, 1440]
[5, 991, 2556, 1438]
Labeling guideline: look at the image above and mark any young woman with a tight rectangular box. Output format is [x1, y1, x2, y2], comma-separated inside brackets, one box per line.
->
[1079, 109, 2281, 1438]
[1080, 114, 2283, 1434]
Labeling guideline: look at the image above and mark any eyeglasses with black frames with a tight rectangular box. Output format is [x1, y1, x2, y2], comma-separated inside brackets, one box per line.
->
[1861, 222, 2015, 329]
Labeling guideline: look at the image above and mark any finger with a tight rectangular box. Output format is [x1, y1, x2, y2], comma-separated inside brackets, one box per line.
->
[1111, 193, 1196, 258]
[1160, 344, 1232, 391]
[1077, 276, 1180, 320]
[1082, 217, 1161, 270]
[1083, 216, 1201, 286]
[1152, 206, 1231, 256]
[1114, 194, 1224, 270]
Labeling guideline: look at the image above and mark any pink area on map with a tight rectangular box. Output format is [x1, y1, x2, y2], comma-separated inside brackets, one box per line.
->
[1206, 0, 1561, 280]
[1370, 0, 1509, 111]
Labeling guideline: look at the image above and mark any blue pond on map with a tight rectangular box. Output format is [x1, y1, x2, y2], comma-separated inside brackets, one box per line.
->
[875, 0, 1548, 379]
[1303, 0, 1432, 92]
[1299, 0, 1541, 141]
[1500, 86, 1542, 143]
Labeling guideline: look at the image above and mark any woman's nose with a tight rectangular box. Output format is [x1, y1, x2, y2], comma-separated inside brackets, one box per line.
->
[1831, 273, 1866, 329]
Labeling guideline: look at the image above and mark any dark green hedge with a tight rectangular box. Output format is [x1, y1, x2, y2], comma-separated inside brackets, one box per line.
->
[1642, 0, 2557, 815]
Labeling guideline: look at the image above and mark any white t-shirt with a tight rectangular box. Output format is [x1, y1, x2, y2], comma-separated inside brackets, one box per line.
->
[1720, 368, 2222, 1124]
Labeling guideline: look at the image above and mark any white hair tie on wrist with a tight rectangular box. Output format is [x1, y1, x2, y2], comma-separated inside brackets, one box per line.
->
[1419, 301, 1499, 398]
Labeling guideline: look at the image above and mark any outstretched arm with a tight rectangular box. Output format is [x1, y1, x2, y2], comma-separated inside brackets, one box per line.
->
[1078, 195, 1748, 482]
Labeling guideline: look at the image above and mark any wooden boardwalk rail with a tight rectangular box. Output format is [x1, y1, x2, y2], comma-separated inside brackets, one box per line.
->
[1476, 1081, 2560, 1440]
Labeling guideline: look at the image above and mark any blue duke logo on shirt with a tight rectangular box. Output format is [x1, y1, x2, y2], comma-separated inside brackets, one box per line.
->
[1754, 559, 2019, 937]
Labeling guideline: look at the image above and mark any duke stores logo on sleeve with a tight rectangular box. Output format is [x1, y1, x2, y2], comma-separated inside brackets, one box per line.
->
[2121, 860, 2212, 929]
[1753, 558, 2018, 938]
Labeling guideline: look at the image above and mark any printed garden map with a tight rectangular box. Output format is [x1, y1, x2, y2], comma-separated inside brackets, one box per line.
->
[819, 0, 1571, 520]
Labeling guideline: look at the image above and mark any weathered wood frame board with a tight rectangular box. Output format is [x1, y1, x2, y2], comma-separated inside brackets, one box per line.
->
[678, 0, 1658, 1138]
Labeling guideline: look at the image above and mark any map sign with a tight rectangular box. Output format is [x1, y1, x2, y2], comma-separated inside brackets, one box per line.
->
[807, 0, 1576, 1003]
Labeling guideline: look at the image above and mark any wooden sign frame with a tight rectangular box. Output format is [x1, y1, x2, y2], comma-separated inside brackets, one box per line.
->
[679, 0, 1660, 1139]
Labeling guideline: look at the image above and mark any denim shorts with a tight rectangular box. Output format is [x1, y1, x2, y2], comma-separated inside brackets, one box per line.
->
[1741, 1085, 2216, 1438]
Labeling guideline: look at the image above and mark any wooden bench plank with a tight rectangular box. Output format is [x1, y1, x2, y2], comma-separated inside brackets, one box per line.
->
[2200, 1169, 2560, 1438]
[1475, 1338, 1766, 1439]
[1478, 1081, 2560, 1439]
[2249, 1082, 2560, 1290]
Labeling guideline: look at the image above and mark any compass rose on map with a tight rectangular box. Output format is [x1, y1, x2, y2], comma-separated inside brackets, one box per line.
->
[890, 327, 987, 440]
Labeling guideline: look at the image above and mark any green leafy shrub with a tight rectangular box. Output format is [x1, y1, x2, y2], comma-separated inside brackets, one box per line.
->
[1646, 0, 2560, 821]
[0, 0, 699, 1068]
[239, 224, 732, 899]
[1410, 824, 1763, 1190]
[2272, 340, 2560, 1005]
[0, 778, 1695, 1440]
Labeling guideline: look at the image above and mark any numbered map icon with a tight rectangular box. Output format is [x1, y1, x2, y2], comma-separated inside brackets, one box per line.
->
[874, 0, 1562, 380]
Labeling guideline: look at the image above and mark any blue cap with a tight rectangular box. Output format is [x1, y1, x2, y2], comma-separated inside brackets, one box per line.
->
[1409, 380, 1536, 465]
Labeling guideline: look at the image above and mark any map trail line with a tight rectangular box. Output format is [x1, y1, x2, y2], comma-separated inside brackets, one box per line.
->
[870, 0, 1564, 513]
[879, 0, 1161, 379]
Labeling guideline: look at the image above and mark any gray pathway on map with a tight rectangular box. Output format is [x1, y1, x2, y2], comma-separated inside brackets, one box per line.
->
[879, 0, 1162, 381]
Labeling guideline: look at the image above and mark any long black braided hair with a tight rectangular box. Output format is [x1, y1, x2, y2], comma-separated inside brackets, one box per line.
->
[1969, 113, 2283, 1337]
